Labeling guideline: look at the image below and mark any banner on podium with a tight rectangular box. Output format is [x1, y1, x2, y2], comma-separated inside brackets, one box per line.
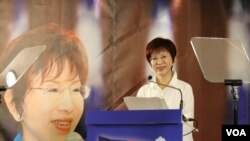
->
[86, 109, 182, 141]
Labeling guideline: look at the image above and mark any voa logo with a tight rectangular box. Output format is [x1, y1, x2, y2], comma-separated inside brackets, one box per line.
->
[226, 129, 246, 136]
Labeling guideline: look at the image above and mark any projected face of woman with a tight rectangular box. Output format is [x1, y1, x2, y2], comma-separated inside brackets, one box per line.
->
[21, 62, 84, 141]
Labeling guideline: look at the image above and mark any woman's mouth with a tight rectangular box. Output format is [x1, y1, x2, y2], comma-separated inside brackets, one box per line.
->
[51, 118, 73, 133]
[157, 66, 165, 71]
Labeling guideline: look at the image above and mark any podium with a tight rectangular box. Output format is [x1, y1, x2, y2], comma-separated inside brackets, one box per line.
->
[86, 109, 182, 141]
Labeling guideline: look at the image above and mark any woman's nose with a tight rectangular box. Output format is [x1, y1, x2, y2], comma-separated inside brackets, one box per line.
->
[156, 57, 164, 64]
[58, 89, 74, 113]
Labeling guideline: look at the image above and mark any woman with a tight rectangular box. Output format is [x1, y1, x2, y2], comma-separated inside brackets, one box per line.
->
[137, 37, 194, 141]
[2, 24, 89, 141]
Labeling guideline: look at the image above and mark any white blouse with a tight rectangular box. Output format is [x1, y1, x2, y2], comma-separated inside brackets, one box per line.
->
[137, 72, 195, 141]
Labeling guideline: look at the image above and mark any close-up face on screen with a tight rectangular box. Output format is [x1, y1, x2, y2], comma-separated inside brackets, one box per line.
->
[0, 0, 250, 141]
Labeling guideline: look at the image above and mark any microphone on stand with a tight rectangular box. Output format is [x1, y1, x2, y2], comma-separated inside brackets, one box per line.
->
[147, 75, 183, 110]
[147, 75, 197, 131]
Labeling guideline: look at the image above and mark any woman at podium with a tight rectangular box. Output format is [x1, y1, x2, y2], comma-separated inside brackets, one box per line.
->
[137, 37, 195, 141]
[1, 24, 88, 141]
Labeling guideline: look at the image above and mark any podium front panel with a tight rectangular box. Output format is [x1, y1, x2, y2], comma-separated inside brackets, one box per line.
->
[86, 110, 182, 141]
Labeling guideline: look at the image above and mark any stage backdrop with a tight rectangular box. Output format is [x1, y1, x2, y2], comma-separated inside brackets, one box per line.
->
[0, 0, 249, 141]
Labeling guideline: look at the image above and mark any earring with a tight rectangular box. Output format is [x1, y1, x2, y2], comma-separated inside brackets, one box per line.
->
[15, 114, 23, 122]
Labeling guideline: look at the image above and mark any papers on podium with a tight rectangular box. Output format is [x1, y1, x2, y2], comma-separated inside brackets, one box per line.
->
[124, 97, 168, 110]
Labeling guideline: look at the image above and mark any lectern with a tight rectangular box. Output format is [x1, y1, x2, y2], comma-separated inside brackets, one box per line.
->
[86, 109, 182, 141]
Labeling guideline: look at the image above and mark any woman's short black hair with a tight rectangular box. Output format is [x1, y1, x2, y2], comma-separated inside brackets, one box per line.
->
[146, 37, 177, 63]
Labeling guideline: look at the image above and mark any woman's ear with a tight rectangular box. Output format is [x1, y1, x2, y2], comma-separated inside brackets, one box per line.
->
[171, 61, 176, 71]
[4, 89, 22, 122]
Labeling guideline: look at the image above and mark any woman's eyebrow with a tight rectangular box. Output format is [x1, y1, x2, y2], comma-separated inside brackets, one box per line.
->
[70, 80, 81, 85]
[45, 80, 77, 83]
[41, 76, 80, 84]
[42, 79, 57, 83]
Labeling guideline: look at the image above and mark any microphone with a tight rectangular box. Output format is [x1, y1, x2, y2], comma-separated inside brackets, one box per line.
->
[66, 132, 84, 141]
[147, 75, 197, 130]
[148, 75, 183, 110]
[182, 115, 195, 122]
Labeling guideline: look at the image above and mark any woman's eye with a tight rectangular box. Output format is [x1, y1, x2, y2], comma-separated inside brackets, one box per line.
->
[46, 88, 59, 93]
[72, 88, 81, 93]
[151, 58, 157, 61]
[161, 56, 167, 59]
